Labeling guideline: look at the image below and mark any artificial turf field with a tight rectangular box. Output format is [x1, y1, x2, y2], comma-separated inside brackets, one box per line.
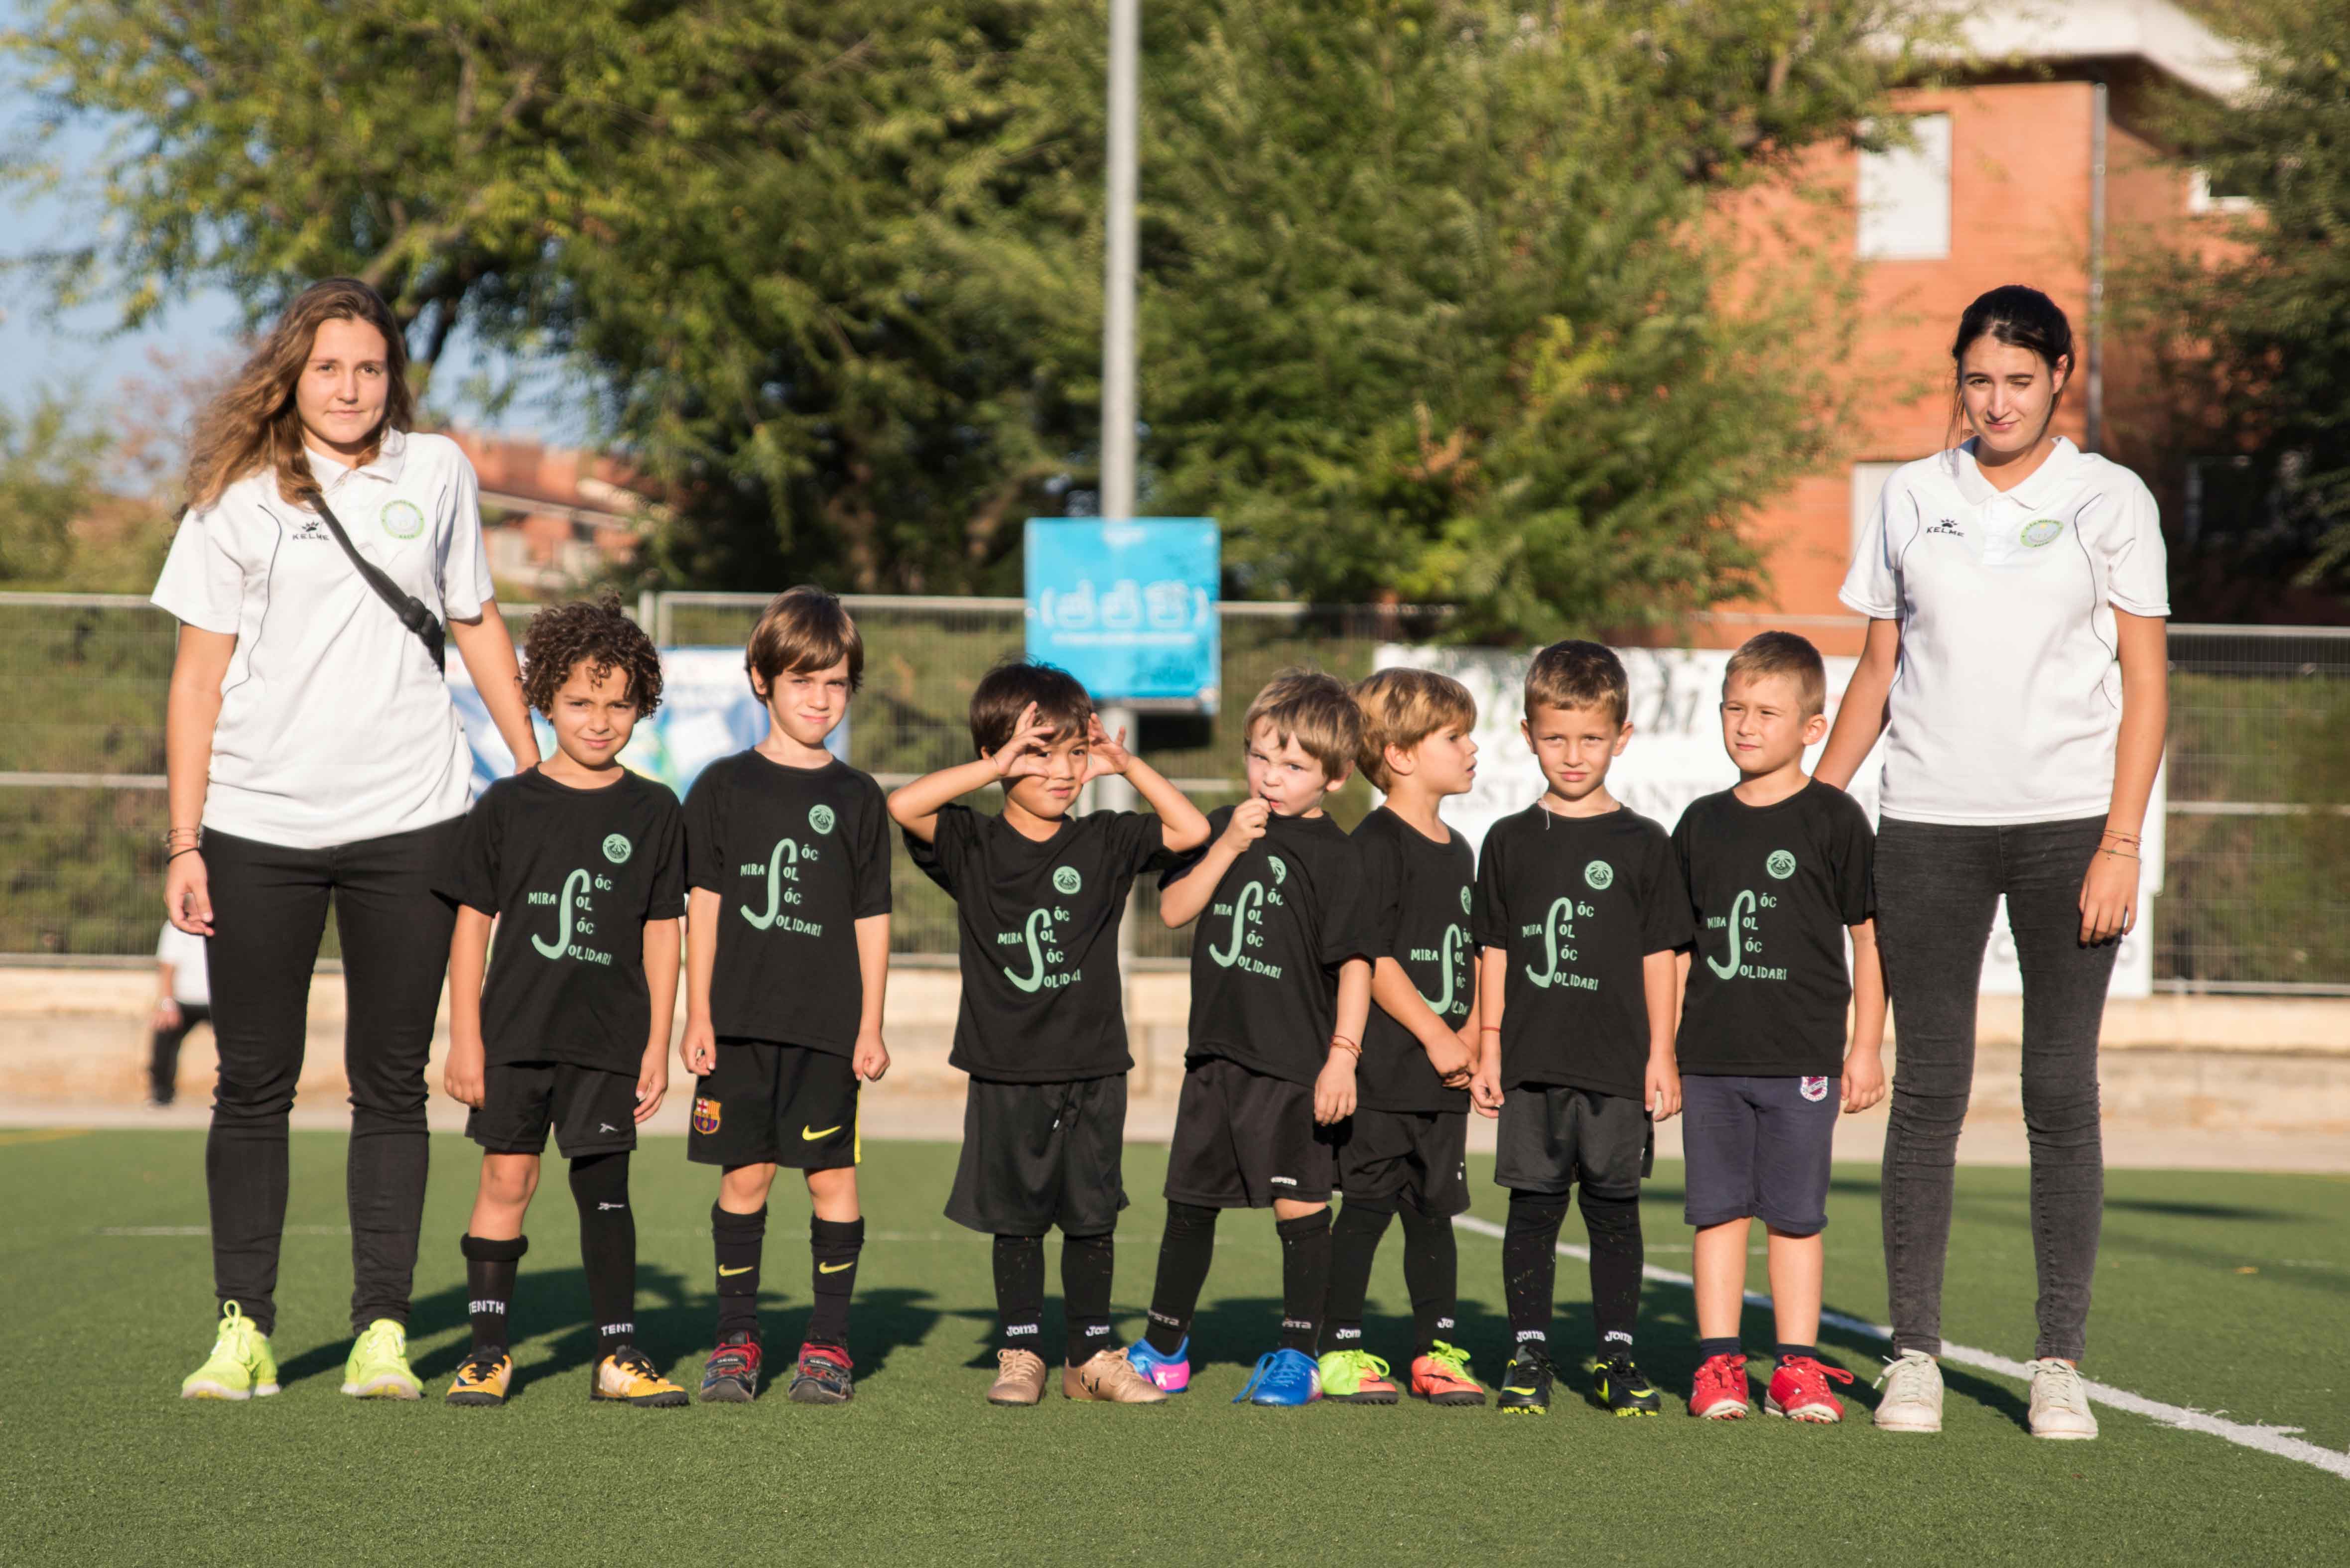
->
[3, 1131, 2343, 1567]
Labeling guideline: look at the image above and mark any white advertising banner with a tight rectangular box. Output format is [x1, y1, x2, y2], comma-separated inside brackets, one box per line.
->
[1373, 644, 2161, 998]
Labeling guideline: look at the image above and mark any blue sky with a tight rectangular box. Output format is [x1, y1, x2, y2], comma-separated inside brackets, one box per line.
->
[2, 12, 578, 448]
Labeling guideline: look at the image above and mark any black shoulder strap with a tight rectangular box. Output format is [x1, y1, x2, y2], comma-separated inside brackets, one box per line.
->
[298, 486, 448, 674]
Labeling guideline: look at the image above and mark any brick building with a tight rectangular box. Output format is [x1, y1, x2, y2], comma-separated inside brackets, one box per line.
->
[444, 430, 659, 594]
[1720, 0, 2246, 652]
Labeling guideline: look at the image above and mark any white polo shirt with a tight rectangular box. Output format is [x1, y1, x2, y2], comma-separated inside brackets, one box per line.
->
[156, 921, 211, 1006]
[1839, 438, 2169, 826]
[152, 429, 496, 849]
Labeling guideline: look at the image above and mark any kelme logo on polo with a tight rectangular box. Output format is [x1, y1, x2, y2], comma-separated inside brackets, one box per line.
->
[808, 804, 836, 835]
[2021, 518, 2065, 548]
[378, 499, 425, 540]
[1268, 855, 1289, 885]
[603, 834, 633, 864]
[1584, 859, 1613, 891]
[1766, 849, 1796, 880]
[1052, 865, 1082, 896]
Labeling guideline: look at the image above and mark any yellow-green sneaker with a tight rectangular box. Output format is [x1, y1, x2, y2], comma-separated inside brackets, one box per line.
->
[341, 1318, 423, 1399]
[180, 1302, 280, 1400]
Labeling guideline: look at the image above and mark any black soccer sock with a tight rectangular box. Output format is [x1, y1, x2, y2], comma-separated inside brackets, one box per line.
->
[1580, 1188, 1644, 1355]
[1503, 1194, 1569, 1350]
[1144, 1202, 1219, 1355]
[993, 1234, 1046, 1351]
[711, 1201, 767, 1337]
[1323, 1200, 1393, 1350]
[807, 1216, 863, 1349]
[570, 1152, 636, 1358]
[1061, 1231, 1117, 1365]
[460, 1233, 527, 1351]
[1776, 1342, 1818, 1365]
[1698, 1336, 1743, 1361]
[1276, 1208, 1333, 1354]
[1396, 1196, 1458, 1357]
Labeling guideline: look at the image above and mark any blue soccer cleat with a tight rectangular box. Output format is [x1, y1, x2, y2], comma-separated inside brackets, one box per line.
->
[1233, 1347, 1322, 1407]
[1126, 1335, 1192, 1394]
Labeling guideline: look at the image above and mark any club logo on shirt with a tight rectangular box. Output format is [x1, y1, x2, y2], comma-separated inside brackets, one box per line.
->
[1001, 906, 1077, 992]
[2021, 517, 2065, 548]
[1459, 886, 1472, 915]
[1208, 878, 1281, 978]
[603, 834, 633, 864]
[1052, 865, 1083, 896]
[808, 804, 836, 835]
[1801, 1076, 1830, 1102]
[1522, 897, 1594, 992]
[528, 868, 616, 966]
[1766, 849, 1797, 880]
[741, 837, 824, 937]
[1267, 855, 1289, 885]
[378, 499, 425, 540]
[692, 1097, 722, 1134]
[1584, 859, 1613, 891]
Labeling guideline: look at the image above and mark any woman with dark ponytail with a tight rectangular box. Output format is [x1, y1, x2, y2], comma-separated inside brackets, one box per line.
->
[1816, 285, 2168, 1441]
[154, 278, 541, 1400]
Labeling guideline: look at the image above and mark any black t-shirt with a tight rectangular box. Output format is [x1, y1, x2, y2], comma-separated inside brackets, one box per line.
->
[909, 804, 1173, 1083]
[1672, 780, 1876, 1078]
[682, 750, 892, 1055]
[1470, 803, 1690, 1100]
[1352, 807, 1475, 1114]
[441, 769, 687, 1073]
[1167, 808, 1377, 1086]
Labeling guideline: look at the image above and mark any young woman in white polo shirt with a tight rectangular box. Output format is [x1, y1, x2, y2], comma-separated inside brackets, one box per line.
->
[1817, 285, 2167, 1442]
[155, 277, 540, 1401]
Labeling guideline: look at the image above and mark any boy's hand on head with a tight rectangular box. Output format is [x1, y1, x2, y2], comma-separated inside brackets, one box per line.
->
[1842, 1048, 1887, 1114]
[635, 1050, 668, 1123]
[1313, 1049, 1358, 1124]
[1079, 713, 1133, 782]
[988, 702, 1055, 781]
[854, 1030, 891, 1083]
[443, 1039, 486, 1109]
[1645, 1055, 1682, 1122]
[680, 1018, 716, 1078]
[1222, 797, 1271, 849]
[1469, 1061, 1502, 1119]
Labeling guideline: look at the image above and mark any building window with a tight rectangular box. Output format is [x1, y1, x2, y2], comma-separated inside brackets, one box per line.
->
[2187, 168, 2256, 216]
[1857, 115, 1952, 260]
[1851, 461, 1908, 561]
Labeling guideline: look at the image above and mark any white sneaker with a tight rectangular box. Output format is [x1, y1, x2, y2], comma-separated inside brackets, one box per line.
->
[2027, 1358, 2099, 1440]
[1871, 1349, 1944, 1433]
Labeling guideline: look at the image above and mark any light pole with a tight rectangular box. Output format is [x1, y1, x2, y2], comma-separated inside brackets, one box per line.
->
[1096, 0, 1141, 818]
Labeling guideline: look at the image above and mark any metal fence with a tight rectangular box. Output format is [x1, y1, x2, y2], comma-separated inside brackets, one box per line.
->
[2, 592, 2344, 991]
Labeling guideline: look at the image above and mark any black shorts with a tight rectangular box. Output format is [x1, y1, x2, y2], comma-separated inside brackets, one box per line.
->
[686, 1041, 860, 1171]
[1680, 1074, 1838, 1235]
[468, 1061, 638, 1159]
[946, 1075, 1129, 1237]
[1165, 1056, 1339, 1208]
[1494, 1085, 1651, 1200]
[1337, 1107, 1471, 1215]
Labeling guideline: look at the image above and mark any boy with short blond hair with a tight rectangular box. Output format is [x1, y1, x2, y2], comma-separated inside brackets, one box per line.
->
[1315, 668, 1488, 1407]
[1675, 630, 1885, 1424]
[888, 660, 1212, 1407]
[1471, 640, 1692, 1417]
[1130, 671, 1378, 1408]
[680, 585, 892, 1405]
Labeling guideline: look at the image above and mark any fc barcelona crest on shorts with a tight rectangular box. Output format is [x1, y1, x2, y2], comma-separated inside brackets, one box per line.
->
[1800, 1076, 1829, 1102]
[692, 1097, 722, 1134]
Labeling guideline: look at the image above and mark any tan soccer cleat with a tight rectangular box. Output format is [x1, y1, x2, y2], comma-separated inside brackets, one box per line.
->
[1063, 1346, 1170, 1404]
[589, 1346, 688, 1407]
[988, 1347, 1048, 1406]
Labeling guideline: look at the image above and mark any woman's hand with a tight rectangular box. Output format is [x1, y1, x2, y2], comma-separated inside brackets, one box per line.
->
[165, 850, 214, 936]
[2078, 847, 2138, 945]
[443, 1038, 487, 1108]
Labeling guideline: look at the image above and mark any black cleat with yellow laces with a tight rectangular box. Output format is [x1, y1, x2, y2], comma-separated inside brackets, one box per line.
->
[1496, 1344, 1556, 1417]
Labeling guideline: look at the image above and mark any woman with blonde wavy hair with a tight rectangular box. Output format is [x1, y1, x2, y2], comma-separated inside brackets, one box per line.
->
[153, 277, 540, 1401]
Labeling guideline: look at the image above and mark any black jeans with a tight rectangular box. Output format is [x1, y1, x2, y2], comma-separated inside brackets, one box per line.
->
[1875, 815, 2116, 1363]
[201, 820, 462, 1335]
[150, 1003, 210, 1105]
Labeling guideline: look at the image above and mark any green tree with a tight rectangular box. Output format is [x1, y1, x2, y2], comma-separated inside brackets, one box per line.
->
[0, 392, 110, 585]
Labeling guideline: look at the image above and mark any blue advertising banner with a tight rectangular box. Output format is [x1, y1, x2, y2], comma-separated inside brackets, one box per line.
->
[448, 647, 843, 799]
[1024, 517, 1220, 709]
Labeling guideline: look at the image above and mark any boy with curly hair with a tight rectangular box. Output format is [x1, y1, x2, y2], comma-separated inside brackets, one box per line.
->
[438, 595, 688, 1408]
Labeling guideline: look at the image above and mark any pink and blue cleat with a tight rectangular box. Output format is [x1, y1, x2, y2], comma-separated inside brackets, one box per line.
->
[1126, 1335, 1191, 1394]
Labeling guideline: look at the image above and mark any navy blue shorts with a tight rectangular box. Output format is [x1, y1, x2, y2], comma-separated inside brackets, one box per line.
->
[1680, 1074, 1838, 1236]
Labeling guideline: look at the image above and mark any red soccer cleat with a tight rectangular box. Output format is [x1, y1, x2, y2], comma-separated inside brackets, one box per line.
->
[1690, 1352, 1752, 1420]
[1765, 1355, 1855, 1423]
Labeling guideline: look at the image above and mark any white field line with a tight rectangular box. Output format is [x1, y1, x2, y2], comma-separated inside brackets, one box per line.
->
[1452, 1213, 2350, 1482]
